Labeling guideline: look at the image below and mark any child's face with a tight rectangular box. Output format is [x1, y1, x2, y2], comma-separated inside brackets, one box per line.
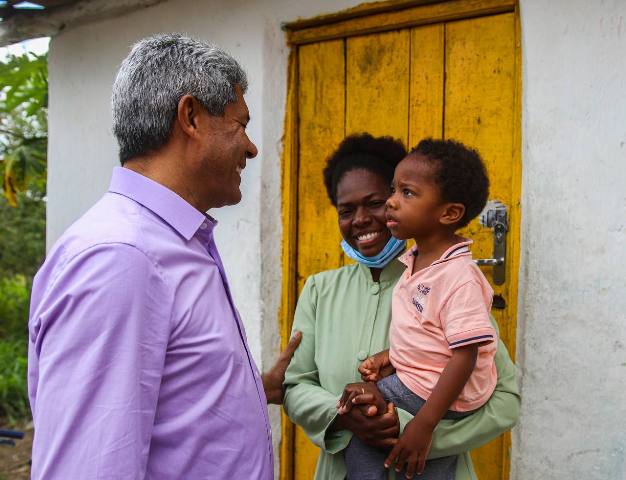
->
[385, 154, 447, 241]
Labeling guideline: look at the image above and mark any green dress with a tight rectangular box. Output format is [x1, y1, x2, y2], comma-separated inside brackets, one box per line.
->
[283, 259, 520, 480]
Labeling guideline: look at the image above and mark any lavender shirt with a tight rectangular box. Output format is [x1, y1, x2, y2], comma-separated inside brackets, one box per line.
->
[28, 167, 273, 479]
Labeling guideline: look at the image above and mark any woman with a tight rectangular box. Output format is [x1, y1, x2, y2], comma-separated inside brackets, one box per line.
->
[283, 134, 520, 480]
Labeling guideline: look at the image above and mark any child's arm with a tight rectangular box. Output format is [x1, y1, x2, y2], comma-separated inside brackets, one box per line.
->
[384, 343, 479, 478]
[358, 349, 395, 382]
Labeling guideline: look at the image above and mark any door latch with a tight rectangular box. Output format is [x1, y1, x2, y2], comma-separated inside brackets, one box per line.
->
[475, 200, 508, 285]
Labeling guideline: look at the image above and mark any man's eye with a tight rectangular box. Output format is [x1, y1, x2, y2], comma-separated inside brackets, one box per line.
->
[369, 200, 385, 208]
[338, 210, 352, 218]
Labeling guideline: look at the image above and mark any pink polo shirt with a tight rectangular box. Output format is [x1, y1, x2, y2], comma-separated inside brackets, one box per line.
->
[389, 240, 497, 412]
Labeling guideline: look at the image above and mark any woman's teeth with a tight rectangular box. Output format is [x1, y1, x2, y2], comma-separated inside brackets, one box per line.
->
[357, 232, 380, 241]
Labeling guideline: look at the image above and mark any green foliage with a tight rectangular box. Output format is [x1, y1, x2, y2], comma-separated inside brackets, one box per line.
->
[0, 190, 45, 279]
[0, 275, 31, 421]
[0, 51, 48, 423]
[0, 52, 48, 206]
[0, 338, 29, 421]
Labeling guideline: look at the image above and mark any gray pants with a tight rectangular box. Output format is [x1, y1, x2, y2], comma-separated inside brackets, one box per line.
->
[344, 374, 472, 480]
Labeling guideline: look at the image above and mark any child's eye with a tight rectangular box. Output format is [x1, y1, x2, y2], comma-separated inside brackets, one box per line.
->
[402, 188, 414, 197]
[390, 186, 396, 194]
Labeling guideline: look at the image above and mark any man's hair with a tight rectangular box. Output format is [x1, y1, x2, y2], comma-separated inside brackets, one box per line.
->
[410, 138, 489, 228]
[323, 133, 407, 206]
[111, 33, 248, 164]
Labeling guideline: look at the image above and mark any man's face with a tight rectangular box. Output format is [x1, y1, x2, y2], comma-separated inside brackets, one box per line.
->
[194, 85, 258, 209]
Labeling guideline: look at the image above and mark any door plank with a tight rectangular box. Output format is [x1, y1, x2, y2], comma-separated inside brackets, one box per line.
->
[294, 39, 346, 479]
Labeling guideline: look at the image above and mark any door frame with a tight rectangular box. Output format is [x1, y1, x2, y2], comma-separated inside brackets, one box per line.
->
[279, 1, 522, 478]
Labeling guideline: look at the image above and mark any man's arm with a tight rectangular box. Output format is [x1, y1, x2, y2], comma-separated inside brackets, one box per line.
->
[262, 330, 302, 404]
[28, 244, 171, 479]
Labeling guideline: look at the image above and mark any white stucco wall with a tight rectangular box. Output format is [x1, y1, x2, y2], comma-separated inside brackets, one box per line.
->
[513, 1, 626, 479]
[46, 0, 626, 478]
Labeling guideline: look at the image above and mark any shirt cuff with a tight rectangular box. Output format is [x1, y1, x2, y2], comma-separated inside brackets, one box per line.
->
[322, 411, 352, 454]
[447, 327, 496, 349]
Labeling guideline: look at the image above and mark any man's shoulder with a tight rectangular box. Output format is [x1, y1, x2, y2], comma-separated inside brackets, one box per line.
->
[49, 194, 144, 259]
[45, 192, 178, 275]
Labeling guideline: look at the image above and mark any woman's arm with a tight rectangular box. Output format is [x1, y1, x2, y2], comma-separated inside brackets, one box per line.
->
[396, 319, 521, 459]
[283, 276, 351, 453]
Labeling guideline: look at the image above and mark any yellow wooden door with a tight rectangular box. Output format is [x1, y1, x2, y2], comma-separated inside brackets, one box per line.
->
[284, 3, 520, 479]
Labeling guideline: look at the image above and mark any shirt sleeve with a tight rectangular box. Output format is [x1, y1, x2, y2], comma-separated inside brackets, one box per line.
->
[396, 318, 521, 462]
[282, 276, 351, 454]
[28, 243, 172, 479]
[440, 280, 496, 349]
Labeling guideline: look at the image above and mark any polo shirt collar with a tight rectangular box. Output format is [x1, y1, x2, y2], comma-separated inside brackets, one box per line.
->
[399, 239, 473, 268]
[108, 166, 213, 241]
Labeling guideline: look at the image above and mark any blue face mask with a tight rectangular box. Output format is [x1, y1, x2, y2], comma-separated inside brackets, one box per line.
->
[341, 236, 406, 269]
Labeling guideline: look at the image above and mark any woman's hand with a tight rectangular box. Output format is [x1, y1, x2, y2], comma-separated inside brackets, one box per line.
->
[337, 382, 387, 415]
[333, 402, 400, 449]
[262, 331, 302, 404]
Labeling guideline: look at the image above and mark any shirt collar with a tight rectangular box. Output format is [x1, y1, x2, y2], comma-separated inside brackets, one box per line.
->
[108, 166, 214, 241]
[398, 239, 473, 268]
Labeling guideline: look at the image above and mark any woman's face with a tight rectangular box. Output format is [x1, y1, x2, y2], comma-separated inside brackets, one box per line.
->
[336, 168, 392, 257]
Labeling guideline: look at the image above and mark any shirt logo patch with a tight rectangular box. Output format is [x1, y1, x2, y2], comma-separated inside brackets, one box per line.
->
[411, 283, 431, 313]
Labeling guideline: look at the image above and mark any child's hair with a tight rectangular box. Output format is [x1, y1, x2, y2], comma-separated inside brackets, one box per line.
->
[409, 138, 489, 228]
[323, 133, 406, 206]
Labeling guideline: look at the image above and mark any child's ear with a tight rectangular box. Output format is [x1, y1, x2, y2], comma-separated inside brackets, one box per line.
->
[440, 203, 465, 226]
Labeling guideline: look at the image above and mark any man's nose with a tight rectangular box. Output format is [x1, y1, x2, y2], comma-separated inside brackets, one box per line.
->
[247, 139, 258, 159]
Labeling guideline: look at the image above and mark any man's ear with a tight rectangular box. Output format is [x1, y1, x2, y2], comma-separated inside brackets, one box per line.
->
[176, 95, 203, 139]
[440, 203, 465, 226]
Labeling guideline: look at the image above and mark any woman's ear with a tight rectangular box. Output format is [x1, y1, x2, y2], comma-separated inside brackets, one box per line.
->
[440, 203, 465, 226]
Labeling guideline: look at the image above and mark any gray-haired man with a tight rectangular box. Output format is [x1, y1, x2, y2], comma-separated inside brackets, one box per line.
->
[28, 34, 300, 479]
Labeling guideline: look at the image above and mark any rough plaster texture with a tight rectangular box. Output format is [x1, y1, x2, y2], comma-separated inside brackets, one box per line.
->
[513, 1, 626, 478]
[46, 0, 364, 473]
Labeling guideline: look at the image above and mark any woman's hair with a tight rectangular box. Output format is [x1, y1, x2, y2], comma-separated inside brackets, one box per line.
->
[409, 138, 489, 228]
[323, 133, 407, 206]
[111, 33, 247, 164]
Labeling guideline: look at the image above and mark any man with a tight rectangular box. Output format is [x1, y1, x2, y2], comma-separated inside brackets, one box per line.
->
[28, 34, 300, 479]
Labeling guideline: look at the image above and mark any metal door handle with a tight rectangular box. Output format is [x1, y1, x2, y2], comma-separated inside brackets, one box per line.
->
[474, 200, 508, 285]
[475, 257, 504, 266]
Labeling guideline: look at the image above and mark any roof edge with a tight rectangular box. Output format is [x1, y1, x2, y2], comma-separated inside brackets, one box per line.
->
[0, 0, 167, 47]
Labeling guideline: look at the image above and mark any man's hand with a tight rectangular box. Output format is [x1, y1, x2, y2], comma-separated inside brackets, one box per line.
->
[359, 350, 394, 382]
[384, 417, 433, 478]
[262, 331, 302, 404]
[333, 402, 400, 450]
[337, 382, 386, 416]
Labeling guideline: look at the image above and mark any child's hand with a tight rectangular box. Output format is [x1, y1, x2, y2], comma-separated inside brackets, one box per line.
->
[336, 382, 386, 416]
[359, 350, 394, 382]
[384, 417, 434, 478]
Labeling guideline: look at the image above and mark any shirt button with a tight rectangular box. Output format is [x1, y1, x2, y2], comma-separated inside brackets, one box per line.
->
[370, 283, 380, 295]
[199, 223, 207, 230]
[357, 350, 368, 361]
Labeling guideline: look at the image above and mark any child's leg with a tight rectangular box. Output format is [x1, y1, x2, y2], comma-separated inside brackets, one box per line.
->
[344, 435, 389, 480]
[378, 374, 462, 480]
